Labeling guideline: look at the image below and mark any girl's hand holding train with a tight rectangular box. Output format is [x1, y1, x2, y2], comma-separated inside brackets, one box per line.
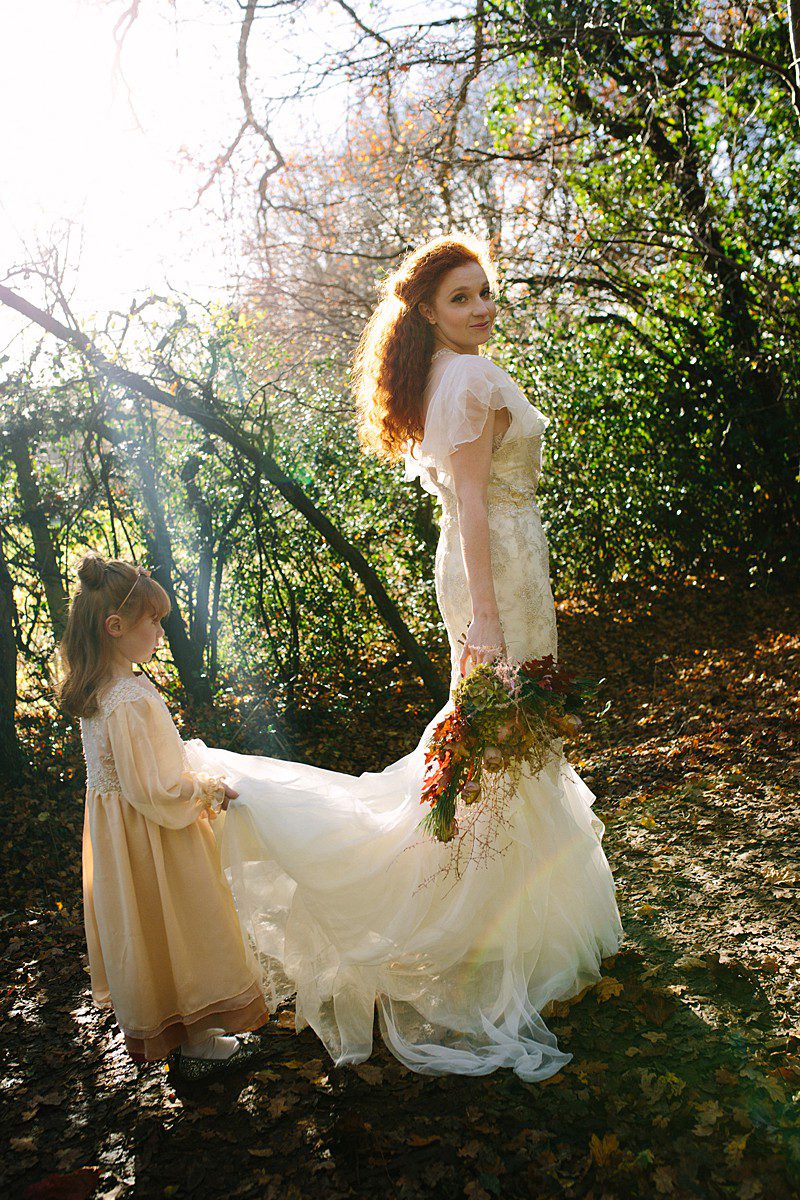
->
[220, 783, 238, 812]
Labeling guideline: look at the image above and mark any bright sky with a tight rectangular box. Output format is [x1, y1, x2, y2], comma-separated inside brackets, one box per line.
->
[0, 0, 354, 346]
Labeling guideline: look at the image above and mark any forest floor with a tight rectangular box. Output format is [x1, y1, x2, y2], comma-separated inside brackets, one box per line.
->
[1, 570, 798, 1200]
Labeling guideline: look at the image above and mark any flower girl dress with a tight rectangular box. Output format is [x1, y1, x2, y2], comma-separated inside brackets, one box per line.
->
[186, 348, 624, 1082]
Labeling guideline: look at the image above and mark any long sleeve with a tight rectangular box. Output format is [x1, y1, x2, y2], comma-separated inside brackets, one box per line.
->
[106, 693, 225, 830]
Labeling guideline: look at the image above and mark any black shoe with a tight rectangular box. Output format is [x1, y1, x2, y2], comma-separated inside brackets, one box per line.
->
[170, 1033, 264, 1084]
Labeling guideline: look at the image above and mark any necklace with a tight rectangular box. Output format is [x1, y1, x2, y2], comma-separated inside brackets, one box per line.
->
[431, 347, 453, 362]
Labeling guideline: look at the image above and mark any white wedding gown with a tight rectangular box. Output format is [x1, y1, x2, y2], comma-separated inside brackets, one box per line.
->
[186, 348, 624, 1082]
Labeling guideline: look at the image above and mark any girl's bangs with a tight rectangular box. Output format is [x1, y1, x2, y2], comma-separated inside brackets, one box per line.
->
[131, 575, 171, 621]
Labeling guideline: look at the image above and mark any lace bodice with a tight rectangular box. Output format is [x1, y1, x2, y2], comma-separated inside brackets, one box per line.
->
[403, 350, 557, 693]
[81, 674, 183, 794]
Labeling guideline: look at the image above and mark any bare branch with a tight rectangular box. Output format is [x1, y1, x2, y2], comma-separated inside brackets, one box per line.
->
[239, 0, 286, 201]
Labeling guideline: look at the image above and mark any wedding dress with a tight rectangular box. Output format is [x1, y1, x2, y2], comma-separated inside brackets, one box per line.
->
[186, 347, 624, 1082]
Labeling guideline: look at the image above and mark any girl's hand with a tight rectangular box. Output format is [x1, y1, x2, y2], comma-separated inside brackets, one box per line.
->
[459, 614, 507, 677]
[220, 782, 239, 812]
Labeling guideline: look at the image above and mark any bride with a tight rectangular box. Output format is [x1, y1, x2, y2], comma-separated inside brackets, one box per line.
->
[187, 233, 625, 1082]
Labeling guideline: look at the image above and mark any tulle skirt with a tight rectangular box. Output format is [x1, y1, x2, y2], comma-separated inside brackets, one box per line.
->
[185, 704, 624, 1082]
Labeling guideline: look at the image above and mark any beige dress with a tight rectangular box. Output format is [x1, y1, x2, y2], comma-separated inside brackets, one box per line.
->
[80, 672, 267, 1060]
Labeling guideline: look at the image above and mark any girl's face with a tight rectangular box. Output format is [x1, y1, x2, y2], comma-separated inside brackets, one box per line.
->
[418, 261, 496, 354]
[106, 610, 166, 669]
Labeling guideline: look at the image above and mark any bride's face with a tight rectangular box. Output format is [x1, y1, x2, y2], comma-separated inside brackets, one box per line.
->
[419, 262, 496, 354]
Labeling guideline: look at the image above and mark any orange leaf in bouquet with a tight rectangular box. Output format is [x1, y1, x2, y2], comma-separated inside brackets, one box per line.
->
[421, 752, 456, 803]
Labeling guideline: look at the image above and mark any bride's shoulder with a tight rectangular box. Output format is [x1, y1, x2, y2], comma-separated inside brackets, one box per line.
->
[429, 352, 519, 396]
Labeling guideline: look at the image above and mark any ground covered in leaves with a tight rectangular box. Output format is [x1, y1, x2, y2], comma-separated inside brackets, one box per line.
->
[1, 570, 798, 1200]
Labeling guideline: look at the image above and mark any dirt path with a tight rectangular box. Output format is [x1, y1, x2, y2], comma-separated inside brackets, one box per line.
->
[2, 573, 798, 1200]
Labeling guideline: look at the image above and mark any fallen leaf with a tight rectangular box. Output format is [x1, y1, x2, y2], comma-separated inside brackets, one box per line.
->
[588, 1132, 619, 1166]
[267, 1094, 297, 1119]
[463, 1184, 490, 1200]
[693, 1100, 723, 1136]
[352, 1063, 383, 1085]
[653, 1164, 675, 1194]
[726, 1134, 750, 1166]
[23, 1168, 102, 1200]
[11, 1136, 38, 1153]
[594, 976, 624, 1002]
[457, 1140, 482, 1159]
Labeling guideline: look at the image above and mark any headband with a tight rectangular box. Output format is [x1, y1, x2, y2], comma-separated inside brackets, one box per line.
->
[114, 566, 152, 615]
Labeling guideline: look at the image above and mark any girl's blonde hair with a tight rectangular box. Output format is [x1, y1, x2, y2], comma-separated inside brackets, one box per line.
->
[352, 232, 497, 463]
[58, 552, 171, 718]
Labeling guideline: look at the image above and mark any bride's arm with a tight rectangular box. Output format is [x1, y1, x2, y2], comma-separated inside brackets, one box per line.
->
[450, 409, 508, 676]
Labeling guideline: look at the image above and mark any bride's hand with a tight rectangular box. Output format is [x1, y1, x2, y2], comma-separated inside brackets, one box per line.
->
[459, 614, 507, 677]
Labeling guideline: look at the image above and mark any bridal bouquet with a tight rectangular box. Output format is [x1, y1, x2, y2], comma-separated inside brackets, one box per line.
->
[420, 654, 597, 845]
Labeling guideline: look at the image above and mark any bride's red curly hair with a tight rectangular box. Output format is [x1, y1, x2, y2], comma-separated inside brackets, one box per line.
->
[353, 233, 497, 462]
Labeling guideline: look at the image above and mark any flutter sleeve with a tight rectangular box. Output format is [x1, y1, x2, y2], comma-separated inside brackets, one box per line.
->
[106, 692, 226, 829]
[404, 354, 550, 492]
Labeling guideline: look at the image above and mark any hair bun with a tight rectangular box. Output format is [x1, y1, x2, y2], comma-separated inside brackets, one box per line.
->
[77, 553, 107, 590]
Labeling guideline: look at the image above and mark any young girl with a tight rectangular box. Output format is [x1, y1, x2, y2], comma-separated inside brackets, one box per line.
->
[59, 552, 269, 1081]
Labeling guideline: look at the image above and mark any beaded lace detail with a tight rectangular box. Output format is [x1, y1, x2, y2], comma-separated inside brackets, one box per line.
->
[80, 675, 185, 794]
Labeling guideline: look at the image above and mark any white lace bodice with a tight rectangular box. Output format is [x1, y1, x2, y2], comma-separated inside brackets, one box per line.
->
[80, 674, 184, 794]
[403, 350, 557, 693]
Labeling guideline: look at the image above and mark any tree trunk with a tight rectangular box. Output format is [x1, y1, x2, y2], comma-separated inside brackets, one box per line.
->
[133, 446, 214, 707]
[181, 460, 213, 656]
[0, 530, 24, 781]
[9, 431, 68, 642]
